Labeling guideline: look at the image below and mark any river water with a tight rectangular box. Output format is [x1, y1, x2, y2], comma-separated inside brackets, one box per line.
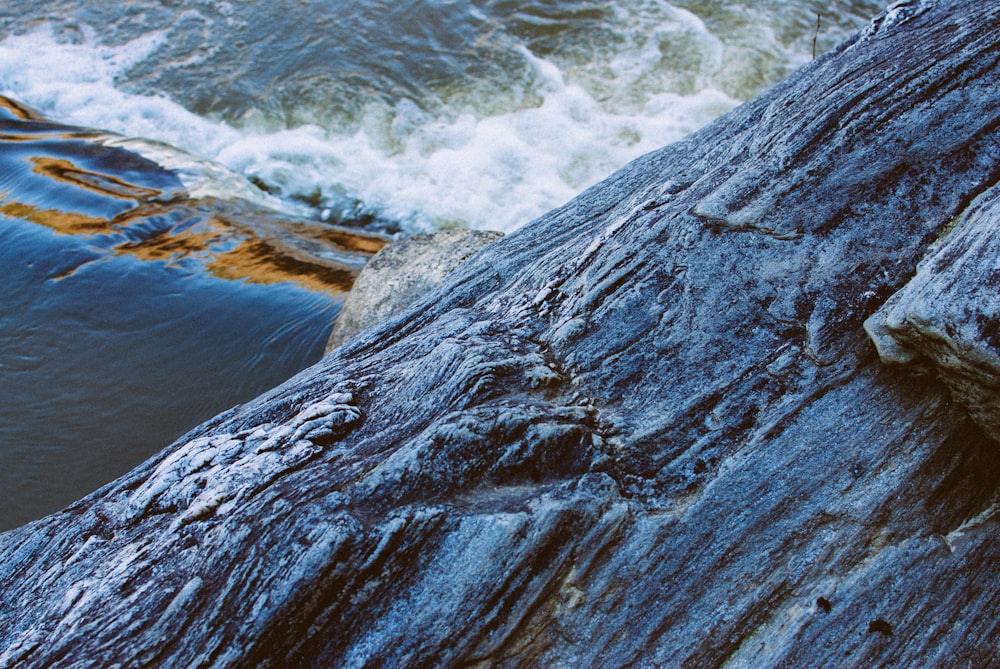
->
[0, 1, 884, 529]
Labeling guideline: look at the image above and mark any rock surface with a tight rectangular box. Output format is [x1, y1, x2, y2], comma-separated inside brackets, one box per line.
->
[866, 182, 1000, 440]
[3, 2, 1000, 666]
[326, 229, 503, 352]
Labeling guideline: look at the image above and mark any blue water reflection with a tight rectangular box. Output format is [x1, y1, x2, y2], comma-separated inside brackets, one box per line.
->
[0, 99, 383, 530]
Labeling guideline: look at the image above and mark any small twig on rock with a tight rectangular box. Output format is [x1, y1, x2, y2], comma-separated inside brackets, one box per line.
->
[813, 12, 822, 59]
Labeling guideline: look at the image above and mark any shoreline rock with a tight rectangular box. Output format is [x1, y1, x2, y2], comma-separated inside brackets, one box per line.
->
[866, 183, 1000, 441]
[2, 2, 1000, 666]
[325, 229, 503, 353]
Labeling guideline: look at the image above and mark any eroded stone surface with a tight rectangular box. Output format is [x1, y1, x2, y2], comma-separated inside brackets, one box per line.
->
[867, 183, 1000, 440]
[2, 2, 1000, 667]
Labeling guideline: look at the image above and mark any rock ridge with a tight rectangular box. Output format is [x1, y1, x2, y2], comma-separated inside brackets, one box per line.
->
[2, 2, 1000, 666]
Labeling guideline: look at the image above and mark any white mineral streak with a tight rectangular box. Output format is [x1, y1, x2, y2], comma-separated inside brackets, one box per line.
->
[943, 503, 1000, 552]
[127, 390, 362, 523]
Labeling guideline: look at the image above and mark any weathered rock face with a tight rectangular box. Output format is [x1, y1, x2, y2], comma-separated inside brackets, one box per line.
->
[2, 1, 1000, 667]
[866, 183, 1000, 440]
[326, 228, 503, 352]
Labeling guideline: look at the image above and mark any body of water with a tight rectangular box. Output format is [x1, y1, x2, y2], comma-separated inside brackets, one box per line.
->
[0, 0, 883, 529]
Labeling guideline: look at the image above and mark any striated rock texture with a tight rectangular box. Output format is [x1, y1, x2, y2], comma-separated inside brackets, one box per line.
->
[866, 182, 1000, 441]
[3, 1, 1000, 666]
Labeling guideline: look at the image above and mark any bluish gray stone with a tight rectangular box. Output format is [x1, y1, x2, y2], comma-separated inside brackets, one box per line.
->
[2, 2, 1000, 666]
[867, 182, 1000, 440]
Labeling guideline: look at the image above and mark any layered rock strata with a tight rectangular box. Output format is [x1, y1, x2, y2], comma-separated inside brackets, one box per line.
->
[2, 1, 1000, 666]
[867, 183, 1000, 441]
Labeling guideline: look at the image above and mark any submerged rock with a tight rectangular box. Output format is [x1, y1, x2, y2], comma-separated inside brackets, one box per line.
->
[2, 1, 1000, 666]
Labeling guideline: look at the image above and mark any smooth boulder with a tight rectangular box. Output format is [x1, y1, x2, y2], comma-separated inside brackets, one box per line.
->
[326, 229, 503, 352]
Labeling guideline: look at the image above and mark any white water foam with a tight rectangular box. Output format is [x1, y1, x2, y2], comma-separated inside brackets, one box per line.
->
[0, 14, 756, 233]
[215, 45, 737, 232]
[0, 26, 238, 155]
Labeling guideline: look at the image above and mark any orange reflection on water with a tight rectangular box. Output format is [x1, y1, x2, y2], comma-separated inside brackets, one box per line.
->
[278, 219, 388, 256]
[0, 96, 46, 121]
[112, 211, 365, 295]
[3, 186, 386, 293]
[207, 236, 358, 294]
[31, 157, 165, 202]
[0, 96, 388, 295]
[0, 196, 116, 235]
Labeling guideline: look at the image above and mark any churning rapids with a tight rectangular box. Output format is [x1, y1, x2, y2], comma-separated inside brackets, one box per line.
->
[0, 1, 882, 529]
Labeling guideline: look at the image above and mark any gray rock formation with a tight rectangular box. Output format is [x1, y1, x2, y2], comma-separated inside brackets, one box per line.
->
[326, 229, 503, 352]
[3, 1, 1000, 666]
[866, 183, 1000, 441]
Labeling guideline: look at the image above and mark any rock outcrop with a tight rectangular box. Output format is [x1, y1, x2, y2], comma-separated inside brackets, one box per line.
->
[866, 183, 1000, 441]
[2, 1, 1000, 666]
